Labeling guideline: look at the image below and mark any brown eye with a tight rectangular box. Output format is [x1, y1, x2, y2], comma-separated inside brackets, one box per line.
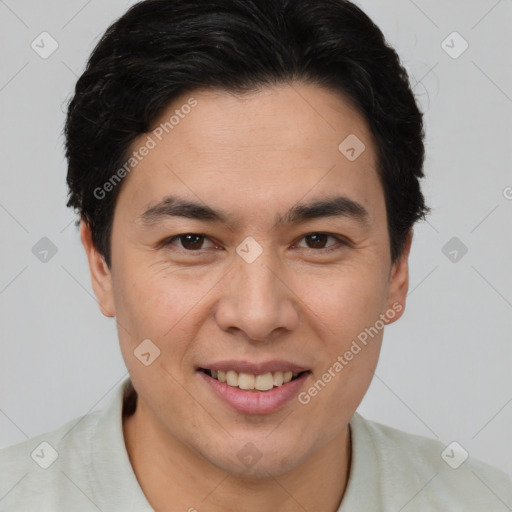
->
[179, 234, 204, 250]
[304, 233, 329, 249]
[296, 233, 346, 251]
[166, 233, 215, 251]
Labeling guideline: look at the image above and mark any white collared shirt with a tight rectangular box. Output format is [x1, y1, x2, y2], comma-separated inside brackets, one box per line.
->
[1, 377, 511, 511]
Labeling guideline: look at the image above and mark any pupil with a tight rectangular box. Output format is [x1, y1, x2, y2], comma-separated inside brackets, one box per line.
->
[182, 234, 203, 250]
[307, 234, 327, 249]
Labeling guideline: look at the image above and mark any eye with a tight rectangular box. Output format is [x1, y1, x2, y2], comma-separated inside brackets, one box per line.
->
[162, 232, 349, 254]
[164, 233, 218, 251]
[294, 233, 348, 252]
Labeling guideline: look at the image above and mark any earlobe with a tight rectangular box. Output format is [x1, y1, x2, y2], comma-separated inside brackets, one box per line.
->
[80, 221, 116, 318]
[384, 230, 413, 325]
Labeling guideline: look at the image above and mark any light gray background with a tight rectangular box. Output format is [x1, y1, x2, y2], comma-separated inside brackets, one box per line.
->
[1, 0, 511, 477]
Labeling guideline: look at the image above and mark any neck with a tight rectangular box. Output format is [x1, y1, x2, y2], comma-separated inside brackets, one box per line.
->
[122, 392, 351, 512]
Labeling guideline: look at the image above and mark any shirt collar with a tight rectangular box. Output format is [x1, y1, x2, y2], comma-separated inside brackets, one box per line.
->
[89, 376, 154, 511]
[337, 412, 381, 511]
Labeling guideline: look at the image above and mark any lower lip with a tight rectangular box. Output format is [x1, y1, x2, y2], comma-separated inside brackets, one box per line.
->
[198, 370, 311, 415]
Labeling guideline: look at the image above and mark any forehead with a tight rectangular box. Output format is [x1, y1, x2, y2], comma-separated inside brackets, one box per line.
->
[116, 83, 385, 228]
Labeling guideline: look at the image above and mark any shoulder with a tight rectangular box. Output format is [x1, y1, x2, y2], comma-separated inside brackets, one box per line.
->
[350, 413, 512, 511]
[0, 410, 102, 511]
[0, 378, 149, 512]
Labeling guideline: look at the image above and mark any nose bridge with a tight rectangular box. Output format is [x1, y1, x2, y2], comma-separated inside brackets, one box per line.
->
[240, 250, 279, 301]
[215, 242, 298, 341]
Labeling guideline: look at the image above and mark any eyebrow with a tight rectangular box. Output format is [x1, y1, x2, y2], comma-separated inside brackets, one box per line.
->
[139, 194, 370, 229]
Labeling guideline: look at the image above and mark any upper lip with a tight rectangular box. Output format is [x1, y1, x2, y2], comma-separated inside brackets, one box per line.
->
[198, 360, 310, 376]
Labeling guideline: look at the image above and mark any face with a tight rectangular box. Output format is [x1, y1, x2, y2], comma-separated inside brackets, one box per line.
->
[82, 83, 410, 477]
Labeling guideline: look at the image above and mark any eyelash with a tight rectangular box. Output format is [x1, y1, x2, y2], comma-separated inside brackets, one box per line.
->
[162, 232, 350, 254]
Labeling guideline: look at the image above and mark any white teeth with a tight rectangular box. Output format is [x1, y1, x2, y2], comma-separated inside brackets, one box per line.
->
[273, 371, 284, 386]
[207, 368, 304, 391]
[255, 372, 274, 391]
[238, 373, 255, 390]
[226, 370, 238, 386]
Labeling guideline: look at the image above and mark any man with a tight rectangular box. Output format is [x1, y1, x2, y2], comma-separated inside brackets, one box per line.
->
[1, 0, 511, 510]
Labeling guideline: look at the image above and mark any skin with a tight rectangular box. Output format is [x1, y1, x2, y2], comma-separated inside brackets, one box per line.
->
[81, 83, 412, 512]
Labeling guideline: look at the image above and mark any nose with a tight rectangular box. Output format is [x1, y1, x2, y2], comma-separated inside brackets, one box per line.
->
[214, 247, 299, 343]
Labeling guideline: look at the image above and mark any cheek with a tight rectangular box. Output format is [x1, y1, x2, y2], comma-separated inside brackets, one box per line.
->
[111, 256, 216, 352]
[309, 262, 387, 404]
[295, 263, 389, 338]
[113, 272, 202, 391]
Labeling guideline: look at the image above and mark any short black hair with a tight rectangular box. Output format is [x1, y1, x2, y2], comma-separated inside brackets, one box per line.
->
[65, 0, 429, 267]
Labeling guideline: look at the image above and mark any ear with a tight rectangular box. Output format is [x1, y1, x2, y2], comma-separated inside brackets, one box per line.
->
[384, 229, 413, 325]
[80, 221, 115, 318]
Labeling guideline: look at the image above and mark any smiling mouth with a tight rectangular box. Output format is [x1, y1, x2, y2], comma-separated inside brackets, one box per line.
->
[199, 368, 310, 392]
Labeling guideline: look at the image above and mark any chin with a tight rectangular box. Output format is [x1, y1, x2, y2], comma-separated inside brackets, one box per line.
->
[203, 439, 305, 479]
